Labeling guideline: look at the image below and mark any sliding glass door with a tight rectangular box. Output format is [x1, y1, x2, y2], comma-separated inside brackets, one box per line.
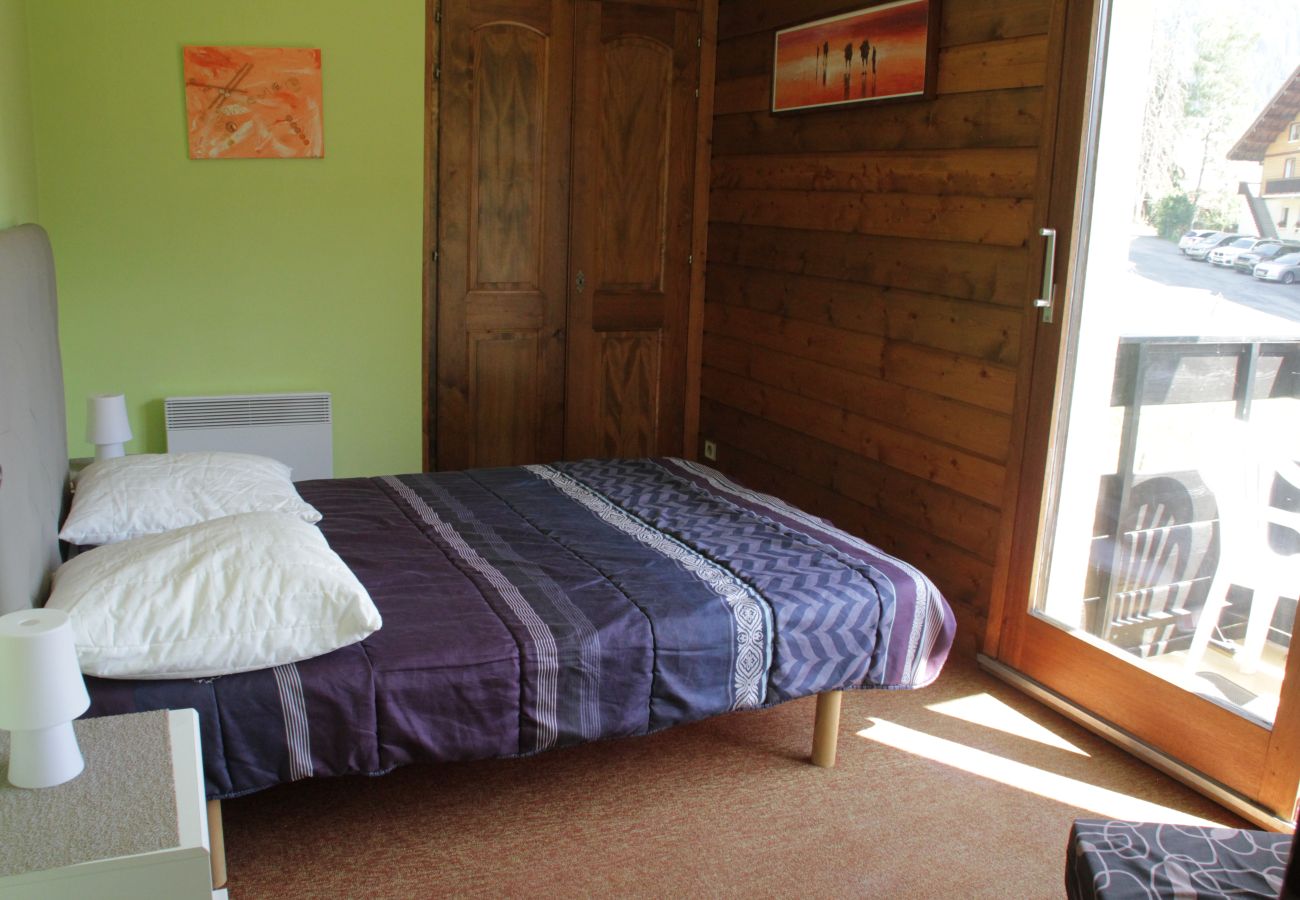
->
[993, 0, 1300, 822]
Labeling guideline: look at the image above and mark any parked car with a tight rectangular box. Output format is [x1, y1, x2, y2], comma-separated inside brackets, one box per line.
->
[1253, 252, 1300, 284]
[1185, 233, 1242, 260]
[1178, 229, 1220, 253]
[1181, 231, 1228, 256]
[1234, 241, 1300, 274]
[1207, 236, 1261, 267]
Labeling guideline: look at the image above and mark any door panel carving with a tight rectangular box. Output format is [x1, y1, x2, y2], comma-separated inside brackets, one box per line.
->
[437, 1, 572, 470]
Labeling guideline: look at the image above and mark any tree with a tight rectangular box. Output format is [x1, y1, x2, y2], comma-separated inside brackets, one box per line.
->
[1182, 19, 1256, 231]
[1152, 193, 1197, 240]
[1134, 12, 1189, 223]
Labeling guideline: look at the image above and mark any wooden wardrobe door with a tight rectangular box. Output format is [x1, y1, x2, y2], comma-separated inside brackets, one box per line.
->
[564, 0, 700, 459]
[435, 0, 574, 470]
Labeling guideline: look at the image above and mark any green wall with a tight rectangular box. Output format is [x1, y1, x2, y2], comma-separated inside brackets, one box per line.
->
[27, 1, 424, 476]
[0, 0, 38, 227]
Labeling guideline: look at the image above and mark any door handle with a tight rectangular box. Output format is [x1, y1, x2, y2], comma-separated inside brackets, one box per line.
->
[575, 270, 586, 294]
[1034, 227, 1056, 324]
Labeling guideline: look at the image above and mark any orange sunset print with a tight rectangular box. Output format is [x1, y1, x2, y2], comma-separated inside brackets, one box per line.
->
[772, 0, 933, 113]
[183, 46, 324, 159]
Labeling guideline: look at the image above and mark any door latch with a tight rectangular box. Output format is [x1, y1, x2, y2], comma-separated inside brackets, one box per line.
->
[575, 270, 586, 293]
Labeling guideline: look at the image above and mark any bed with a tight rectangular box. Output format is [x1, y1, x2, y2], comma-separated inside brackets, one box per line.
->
[1, 223, 955, 882]
[82, 457, 954, 799]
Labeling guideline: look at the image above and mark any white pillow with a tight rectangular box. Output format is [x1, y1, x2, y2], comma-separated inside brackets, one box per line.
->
[60, 452, 322, 545]
[47, 512, 381, 679]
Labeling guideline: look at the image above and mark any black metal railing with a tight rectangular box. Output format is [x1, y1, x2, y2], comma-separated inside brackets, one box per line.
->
[1263, 177, 1300, 196]
[1088, 337, 1300, 655]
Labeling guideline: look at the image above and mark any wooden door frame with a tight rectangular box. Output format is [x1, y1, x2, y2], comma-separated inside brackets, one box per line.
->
[681, 0, 717, 460]
[983, 0, 1300, 823]
[983, 0, 1096, 660]
[421, 0, 441, 471]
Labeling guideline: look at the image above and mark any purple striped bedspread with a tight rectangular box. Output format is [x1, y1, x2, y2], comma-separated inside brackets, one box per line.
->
[84, 458, 955, 799]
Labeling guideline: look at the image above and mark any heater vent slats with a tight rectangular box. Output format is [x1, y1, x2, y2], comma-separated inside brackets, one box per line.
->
[164, 393, 333, 481]
[164, 394, 331, 429]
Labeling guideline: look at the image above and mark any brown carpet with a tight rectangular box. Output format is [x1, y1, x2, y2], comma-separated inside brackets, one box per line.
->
[222, 647, 1246, 898]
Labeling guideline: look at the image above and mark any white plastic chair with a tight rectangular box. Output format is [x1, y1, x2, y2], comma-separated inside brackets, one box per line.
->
[1186, 419, 1300, 674]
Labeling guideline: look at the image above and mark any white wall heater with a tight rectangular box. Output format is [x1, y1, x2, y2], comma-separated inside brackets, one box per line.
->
[164, 392, 333, 481]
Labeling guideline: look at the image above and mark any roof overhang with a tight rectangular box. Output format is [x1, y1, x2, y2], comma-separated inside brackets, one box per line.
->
[1228, 65, 1300, 162]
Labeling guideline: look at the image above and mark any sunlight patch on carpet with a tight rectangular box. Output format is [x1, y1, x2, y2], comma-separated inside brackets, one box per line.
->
[925, 692, 1090, 756]
[857, 718, 1221, 825]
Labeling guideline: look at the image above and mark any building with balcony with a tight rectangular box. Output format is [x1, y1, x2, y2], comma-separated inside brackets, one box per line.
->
[1229, 64, 1300, 241]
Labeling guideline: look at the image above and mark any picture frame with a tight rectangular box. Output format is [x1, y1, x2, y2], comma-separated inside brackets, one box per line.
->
[771, 0, 940, 114]
[183, 46, 325, 159]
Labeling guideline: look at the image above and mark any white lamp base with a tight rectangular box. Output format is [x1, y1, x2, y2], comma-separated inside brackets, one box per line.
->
[7, 721, 85, 788]
[93, 443, 125, 461]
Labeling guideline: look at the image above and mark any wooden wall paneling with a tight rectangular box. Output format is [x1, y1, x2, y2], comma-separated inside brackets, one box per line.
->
[937, 34, 1048, 94]
[709, 147, 1039, 197]
[708, 186, 1032, 246]
[702, 304, 1016, 417]
[701, 365, 1005, 505]
[683, 0, 718, 459]
[435, 0, 573, 470]
[703, 332, 1011, 460]
[565, 1, 700, 458]
[712, 88, 1043, 155]
[701, 397, 1001, 559]
[604, 0, 699, 7]
[701, 0, 1053, 635]
[705, 263, 1021, 364]
[937, 0, 1051, 47]
[710, 224, 1031, 307]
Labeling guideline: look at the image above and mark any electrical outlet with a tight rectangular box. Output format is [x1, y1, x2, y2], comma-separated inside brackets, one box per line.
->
[703, 439, 717, 461]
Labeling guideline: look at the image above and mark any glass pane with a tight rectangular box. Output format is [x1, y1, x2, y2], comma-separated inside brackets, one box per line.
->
[1034, 1, 1300, 726]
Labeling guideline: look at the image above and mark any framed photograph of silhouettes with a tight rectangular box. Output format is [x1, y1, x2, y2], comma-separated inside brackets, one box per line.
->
[771, 0, 940, 113]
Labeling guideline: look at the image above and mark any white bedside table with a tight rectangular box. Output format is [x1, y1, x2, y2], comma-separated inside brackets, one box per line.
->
[0, 709, 224, 899]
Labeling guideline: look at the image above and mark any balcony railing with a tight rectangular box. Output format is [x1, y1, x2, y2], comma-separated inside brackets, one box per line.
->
[1087, 337, 1300, 657]
[1263, 177, 1300, 196]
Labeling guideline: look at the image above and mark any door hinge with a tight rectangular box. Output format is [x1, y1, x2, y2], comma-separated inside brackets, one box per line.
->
[435, 6, 442, 23]
[434, 66, 441, 80]
[696, 37, 702, 48]
[694, 88, 699, 98]
[688, 254, 694, 265]
[432, 248, 439, 263]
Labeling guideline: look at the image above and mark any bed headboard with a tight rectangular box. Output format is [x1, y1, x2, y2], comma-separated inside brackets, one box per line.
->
[0, 224, 68, 615]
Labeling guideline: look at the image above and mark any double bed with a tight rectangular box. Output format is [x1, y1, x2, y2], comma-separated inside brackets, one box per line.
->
[1, 223, 955, 882]
[84, 458, 953, 799]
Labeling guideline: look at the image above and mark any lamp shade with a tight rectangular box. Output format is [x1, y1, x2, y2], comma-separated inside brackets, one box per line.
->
[0, 610, 90, 787]
[0, 609, 90, 732]
[86, 393, 132, 446]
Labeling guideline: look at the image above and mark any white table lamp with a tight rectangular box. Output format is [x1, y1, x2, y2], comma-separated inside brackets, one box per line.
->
[86, 393, 132, 460]
[0, 609, 91, 788]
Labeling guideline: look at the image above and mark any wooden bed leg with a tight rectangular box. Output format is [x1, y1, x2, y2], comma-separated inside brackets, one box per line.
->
[208, 798, 228, 890]
[811, 690, 843, 768]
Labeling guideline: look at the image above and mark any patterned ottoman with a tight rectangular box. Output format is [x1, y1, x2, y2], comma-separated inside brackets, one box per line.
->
[1066, 819, 1291, 899]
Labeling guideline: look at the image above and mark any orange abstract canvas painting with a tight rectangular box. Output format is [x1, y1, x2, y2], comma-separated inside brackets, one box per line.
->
[183, 46, 324, 159]
[772, 0, 937, 113]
